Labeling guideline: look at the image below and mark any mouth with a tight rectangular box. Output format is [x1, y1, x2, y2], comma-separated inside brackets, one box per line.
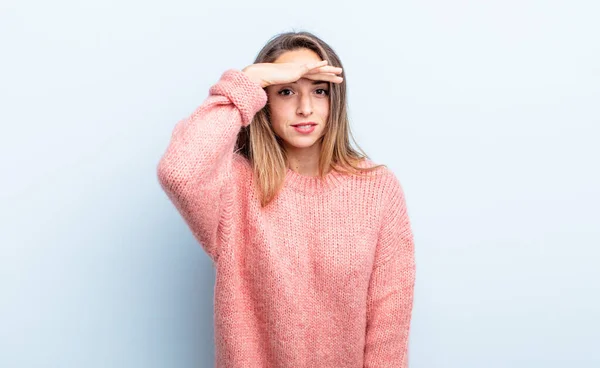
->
[291, 123, 317, 134]
[291, 122, 317, 127]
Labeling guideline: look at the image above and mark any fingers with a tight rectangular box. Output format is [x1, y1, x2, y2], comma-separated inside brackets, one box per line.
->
[304, 63, 343, 83]
[306, 60, 328, 70]
[298, 60, 343, 83]
[306, 65, 342, 74]
[303, 72, 344, 84]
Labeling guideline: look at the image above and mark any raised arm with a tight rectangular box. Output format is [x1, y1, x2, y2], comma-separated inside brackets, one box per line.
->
[156, 69, 267, 263]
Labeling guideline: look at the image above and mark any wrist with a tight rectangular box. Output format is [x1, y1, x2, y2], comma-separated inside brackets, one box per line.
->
[242, 66, 267, 88]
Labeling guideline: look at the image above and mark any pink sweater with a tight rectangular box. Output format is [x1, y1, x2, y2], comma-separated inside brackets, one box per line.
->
[157, 69, 416, 368]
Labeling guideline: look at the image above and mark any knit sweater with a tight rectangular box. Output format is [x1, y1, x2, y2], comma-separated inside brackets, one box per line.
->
[156, 69, 416, 368]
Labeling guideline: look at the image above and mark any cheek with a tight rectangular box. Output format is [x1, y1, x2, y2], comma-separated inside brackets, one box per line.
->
[316, 100, 330, 119]
[268, 101, 292, 120]
[267, 104, 290, 134]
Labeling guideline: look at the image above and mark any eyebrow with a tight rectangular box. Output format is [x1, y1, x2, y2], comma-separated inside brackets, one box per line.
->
[289, 80, 329, 86]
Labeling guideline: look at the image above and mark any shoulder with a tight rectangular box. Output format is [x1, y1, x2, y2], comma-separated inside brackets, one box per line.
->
[354, 158, 402, 189]
[355, 158, 407, 212]
[232, 152, 252, 170]
[231, 152, 254, 182]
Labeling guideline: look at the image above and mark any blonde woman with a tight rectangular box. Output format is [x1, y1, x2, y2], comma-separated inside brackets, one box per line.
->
[157, 31, 416, 368]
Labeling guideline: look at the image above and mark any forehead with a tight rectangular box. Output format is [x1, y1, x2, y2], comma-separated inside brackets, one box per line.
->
[274, 48, 323, 64]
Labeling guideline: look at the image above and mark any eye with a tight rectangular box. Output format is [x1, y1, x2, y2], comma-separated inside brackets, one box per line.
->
[277, 88, 293, 96]
[316, 88, 329, 96]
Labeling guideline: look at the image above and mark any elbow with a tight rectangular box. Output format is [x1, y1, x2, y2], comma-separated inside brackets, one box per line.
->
[156, 156, 187, 193]
[156, 154, 219, 192]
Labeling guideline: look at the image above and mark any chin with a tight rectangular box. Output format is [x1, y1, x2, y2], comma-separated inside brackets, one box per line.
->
[285, 137, 321, 149]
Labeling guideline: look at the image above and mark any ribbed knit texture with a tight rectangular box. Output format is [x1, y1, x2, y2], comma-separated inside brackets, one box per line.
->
[157, 69, 416, 368]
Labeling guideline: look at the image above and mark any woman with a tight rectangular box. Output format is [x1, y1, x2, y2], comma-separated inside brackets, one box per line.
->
[157, 31, 416, 368]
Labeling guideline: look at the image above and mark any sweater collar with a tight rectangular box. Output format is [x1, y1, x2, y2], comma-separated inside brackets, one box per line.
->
[283, 157, 376, 194]
[284, 166, 346, 194]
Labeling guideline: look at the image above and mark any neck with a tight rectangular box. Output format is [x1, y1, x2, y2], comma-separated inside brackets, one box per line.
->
[285, 141, 323, 177]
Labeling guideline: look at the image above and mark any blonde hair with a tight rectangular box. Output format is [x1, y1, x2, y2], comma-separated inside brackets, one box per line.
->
[235, 31, 386, 207]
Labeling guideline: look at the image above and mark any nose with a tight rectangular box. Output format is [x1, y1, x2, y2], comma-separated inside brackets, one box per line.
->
[296, 93, 313, 116]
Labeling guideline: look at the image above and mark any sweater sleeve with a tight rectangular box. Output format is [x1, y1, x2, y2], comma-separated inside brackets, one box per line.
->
[364, 174, 416, 367]
[156, 69, 267, 263]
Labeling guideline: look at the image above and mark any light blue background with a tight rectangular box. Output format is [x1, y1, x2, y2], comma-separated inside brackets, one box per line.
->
[1, 0, 599, 367]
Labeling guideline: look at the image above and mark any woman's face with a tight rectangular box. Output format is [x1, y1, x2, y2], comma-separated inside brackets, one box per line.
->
[265, 48, 330, 152]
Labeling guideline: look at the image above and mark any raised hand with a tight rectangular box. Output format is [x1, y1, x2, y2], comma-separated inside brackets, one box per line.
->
[242, 60, 343, 88]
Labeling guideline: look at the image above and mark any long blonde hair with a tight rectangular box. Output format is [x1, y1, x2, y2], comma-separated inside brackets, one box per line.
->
[235, 31, 386, 207]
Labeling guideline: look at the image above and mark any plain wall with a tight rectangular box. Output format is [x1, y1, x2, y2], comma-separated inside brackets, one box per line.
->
[1, 0, 598, 367]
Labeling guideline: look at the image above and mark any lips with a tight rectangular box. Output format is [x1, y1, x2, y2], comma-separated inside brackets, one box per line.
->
[291, 122, 317, 127]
